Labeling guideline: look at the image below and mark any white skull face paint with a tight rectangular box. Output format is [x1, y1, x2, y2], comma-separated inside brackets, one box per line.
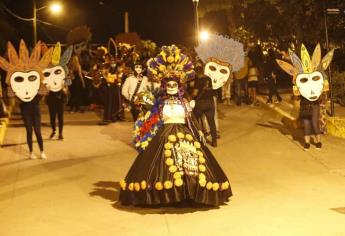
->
[166, 81, 178, 95]
[10, 71, 41, 102]
[73, 41, 87, 55]
[134, 65, 143, 75]
[296, 71, 324, 101]
[204, 61, 231, 89]
[43, 66, 66, 92]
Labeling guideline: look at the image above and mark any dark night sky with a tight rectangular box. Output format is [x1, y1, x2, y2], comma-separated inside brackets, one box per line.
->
[2, 0, 196, 47]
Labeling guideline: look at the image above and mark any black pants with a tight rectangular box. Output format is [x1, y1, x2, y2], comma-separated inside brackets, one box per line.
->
[302, 106, 321, 136]
[234, 78, 249, 105]
[267, 78, 281, 101]
[103, 84, 121, 121]
[194, 99, 217, 141]
[48, 97, 64, 134]
[20, 100, 43, 152]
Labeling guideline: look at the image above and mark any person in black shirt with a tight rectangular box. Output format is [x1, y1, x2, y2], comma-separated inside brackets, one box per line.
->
[193, 73, 218, 147]
[264, 49, 282, 104]
[43, 43, 73, 139]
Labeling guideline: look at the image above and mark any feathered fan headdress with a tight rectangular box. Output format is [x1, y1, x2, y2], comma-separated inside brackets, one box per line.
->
[276, 44, 334, 94]
[147, 45, 195, 83]
[0, 40, 53, 84]
[195, 34, 244, 72]
[66, 25, 92, 45]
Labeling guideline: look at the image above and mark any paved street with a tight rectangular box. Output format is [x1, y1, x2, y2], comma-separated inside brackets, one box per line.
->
[1, 103, 345, 236]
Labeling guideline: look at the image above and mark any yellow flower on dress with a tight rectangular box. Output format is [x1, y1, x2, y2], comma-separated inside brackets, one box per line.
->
[141, 180, 147, 190]
[120, 180, 127, 190]
[194, 141, 201, 149]
[169, 165, 177, 173]
[165, 158, 174, 166]
[199, 179, 206, 187]
[173, 172, 182, 179]
[174, 178, 183, 187]
[134, 182, 141, 191]
[164, 181, 173, 189]
[155, 182, 163, 191]
[206, 182, 213, 190]
[164, 142, 172, 150]
[185, 134, 193, 141]
[164, 149, 172, 157]
[128, 183, 134, 191]
[168, 135, 177, 142]
[197, 150, 203, 158]
[198, 173, 206, 180]
[199, 157, 206, 164]
[212, 183, 220, 191]
[221, 181, 230, 190]
[199, 165, 206, 172]
[177, 132, 185, 139]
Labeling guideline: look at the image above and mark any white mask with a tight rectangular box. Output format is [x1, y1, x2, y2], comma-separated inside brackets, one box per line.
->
[166, 81, 178, 95]
[135, 65, 143, 75]
[296, 71, 324, 101]
[10, 71, 41, 102]
[43, 66, 66, 92]
[204, 61, 231, 89]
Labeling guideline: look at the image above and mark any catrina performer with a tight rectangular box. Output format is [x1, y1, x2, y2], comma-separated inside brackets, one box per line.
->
[0, 40, 52, 159]
[276, 44, 334, 149]
[42, 42, 73, 139]
[194, 34, 244, 147]
[101, 40, 123, 123]
[119, 45, 232, 206]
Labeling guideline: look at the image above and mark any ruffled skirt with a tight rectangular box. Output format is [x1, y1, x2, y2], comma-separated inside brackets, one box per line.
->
[119, 123, 232, 206]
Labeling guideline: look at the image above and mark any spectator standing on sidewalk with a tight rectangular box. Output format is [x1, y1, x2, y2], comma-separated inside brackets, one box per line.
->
[264, 49, 282, 104]
[247, 55, 259, 106]
[233, 55, 250, 106]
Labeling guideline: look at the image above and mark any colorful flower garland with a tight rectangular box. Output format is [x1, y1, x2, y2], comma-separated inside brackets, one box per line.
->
[133, 99, 163, 152]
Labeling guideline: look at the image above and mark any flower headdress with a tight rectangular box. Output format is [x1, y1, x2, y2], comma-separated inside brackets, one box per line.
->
[195, 34, 244, 72]
[0, 40, 53, 84]
[147, 45, 195, 83]
[276, 44, 334, 94]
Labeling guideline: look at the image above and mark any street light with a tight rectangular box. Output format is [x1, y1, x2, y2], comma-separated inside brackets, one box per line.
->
[192, 0, 200, 46]
[33, 1, 63, 44]
[199, 30, 209, 41]
[50, 3, 63, 14]
[322, 0, 336, 116]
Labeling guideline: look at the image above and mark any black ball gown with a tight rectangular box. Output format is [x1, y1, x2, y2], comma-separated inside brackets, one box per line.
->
[119, 97, 232, 206]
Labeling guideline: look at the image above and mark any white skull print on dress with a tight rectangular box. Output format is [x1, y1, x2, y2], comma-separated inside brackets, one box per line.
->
[204, 61, 231, 89]
[10, 71, 41, 102]
[296, 71, 324, 101]
[43, 66, 66, 92]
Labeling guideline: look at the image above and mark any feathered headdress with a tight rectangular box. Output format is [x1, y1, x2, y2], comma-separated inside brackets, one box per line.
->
[195, 34, 244, 72]
[276, 44, 334, 82]
[276, 44, 334, 94]
[42, 42, 73, 79]
[0, 40, 53, 84]
[147, 45, 195, 83]
[66, 25, 92, 45]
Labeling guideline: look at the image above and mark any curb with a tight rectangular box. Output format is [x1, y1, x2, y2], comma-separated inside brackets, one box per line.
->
[256, 95, 297, 121]
[0, 99, 15, 147]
